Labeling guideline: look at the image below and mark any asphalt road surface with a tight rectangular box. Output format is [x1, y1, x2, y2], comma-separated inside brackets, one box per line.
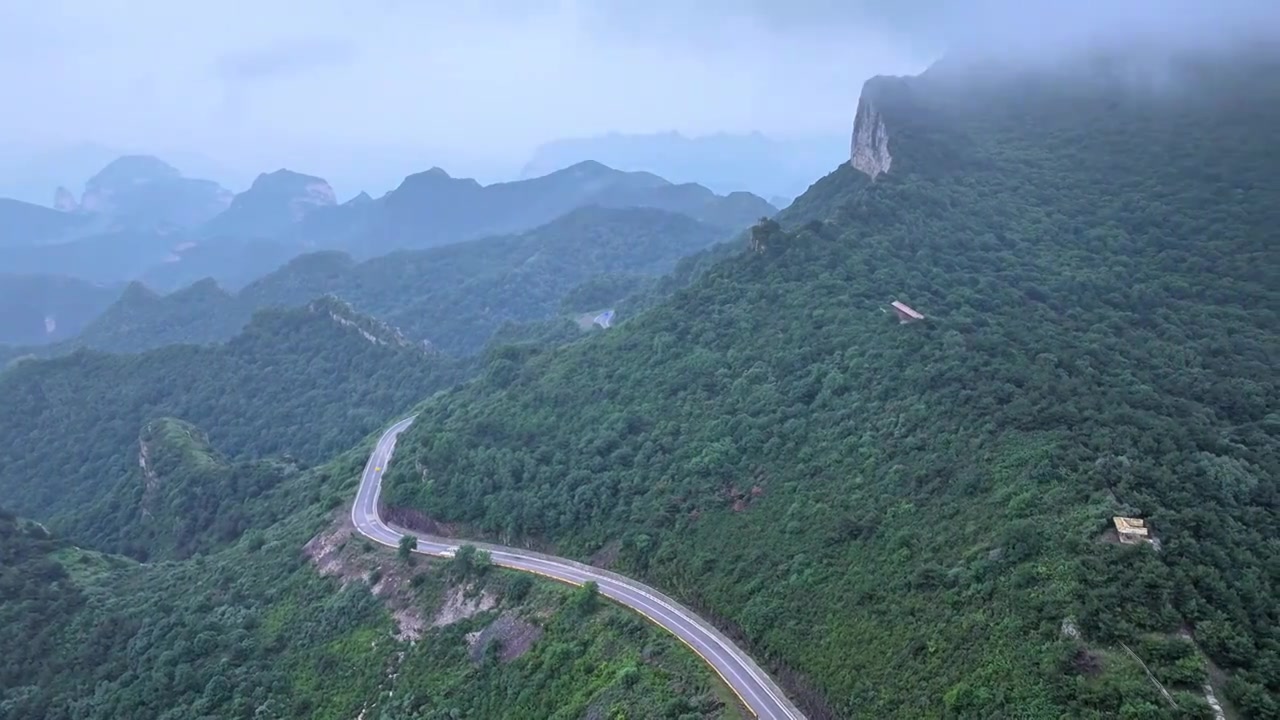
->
[351, 416, 807, 720]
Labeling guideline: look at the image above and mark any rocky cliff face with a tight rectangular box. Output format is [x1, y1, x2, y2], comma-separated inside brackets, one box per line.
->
[292, 179, 337, 220]
[849, 91, 893, 180]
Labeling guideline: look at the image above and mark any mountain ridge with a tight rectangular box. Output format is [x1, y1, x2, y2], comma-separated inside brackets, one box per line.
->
[25, 205, 732, 358]
[0, 299, 468, 557]
[521, 132, 847, 204]
[0, 158, 773, 293]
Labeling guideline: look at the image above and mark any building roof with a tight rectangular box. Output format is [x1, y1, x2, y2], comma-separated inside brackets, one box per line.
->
[1113, 516, 1149, 536]
[890, 300, 925, 320]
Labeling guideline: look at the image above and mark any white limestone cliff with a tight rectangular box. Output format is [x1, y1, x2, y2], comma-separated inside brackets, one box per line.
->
[849, 92, 892, 180]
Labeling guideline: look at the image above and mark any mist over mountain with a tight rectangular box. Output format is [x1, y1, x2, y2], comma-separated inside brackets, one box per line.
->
[1, 4, 1277, 720]
[382, 45, 1279, 718]
[0, 157, 772, 295]
[0, 142, 243, 205]
[0, 274, 121, 345]
[14, 205, 729, 361]
[201, 169, 337, 239]
[62, 155, 233, 228]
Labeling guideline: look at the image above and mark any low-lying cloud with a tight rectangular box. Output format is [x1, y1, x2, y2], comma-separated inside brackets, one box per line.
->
[0, 0, 1274, 188]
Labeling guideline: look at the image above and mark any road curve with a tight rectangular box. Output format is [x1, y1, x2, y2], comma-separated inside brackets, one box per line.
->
[352, 416, 806, 720]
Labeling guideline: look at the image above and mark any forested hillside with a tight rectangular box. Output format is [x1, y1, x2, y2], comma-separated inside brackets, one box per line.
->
[61, 206, 728, 356]
[84, 417, 306, 561]
[0, 297, 466, 557]
[0, 453, 741, 720]
[383, 52, 1279, 718]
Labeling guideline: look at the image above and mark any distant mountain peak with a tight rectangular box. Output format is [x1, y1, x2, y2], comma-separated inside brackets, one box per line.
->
[204, 169, 336, 238]
[247, 169, 336, 206]
[395, 167, 480, 194]
[117, 280, 160, 305]
[252, 168, 327, 185]
[75, 155, 231, 227]
[52, 187, 79, 212]
[180, 277, 227, 294]
[88, 155, 182, 190]
[521, 132, 847, 202]
[561, 159, 617, 176]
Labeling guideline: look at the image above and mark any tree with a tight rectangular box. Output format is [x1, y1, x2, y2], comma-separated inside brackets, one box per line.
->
[448, 544, 491, 577]
[398, 534, 418, 561]
[508, 574, 533, 602]
[573, 581, 600, 615]
[747, 217, 782, 254]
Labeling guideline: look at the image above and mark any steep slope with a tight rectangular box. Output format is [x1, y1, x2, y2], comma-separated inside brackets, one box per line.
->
[66, 206, 730, 357]
[0, 484, 742, 720]
[0, 274, 121, 345]
[0, 297, 467, 557]
[381, 52, 1279, 718]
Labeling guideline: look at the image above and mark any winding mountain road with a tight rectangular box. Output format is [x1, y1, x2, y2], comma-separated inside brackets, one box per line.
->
[352, 416, 806, 720]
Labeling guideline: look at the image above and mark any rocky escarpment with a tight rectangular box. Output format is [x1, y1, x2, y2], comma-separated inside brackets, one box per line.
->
[849, 89, 892, 180]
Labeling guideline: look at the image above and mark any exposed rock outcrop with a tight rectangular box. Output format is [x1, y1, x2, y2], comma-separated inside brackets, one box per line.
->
[433, 584, 498, 627]
[303, 519, 430, 642]
[464, 613, 543, 663]
[137, 430, 159, 519]
[309, 295, 412, 348]
[849, 92, 892, 180]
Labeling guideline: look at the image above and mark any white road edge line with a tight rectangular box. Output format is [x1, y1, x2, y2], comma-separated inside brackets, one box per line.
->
[350, 416, 806, 720]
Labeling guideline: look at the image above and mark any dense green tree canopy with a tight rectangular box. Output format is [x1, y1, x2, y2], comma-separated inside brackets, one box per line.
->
[0, 298, 466, 556]
[0, 479, 739, 720]
[383, 53, 1279, 718]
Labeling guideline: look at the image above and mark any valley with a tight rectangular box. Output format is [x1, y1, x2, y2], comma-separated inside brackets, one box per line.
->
[0, 21, 1276, 720]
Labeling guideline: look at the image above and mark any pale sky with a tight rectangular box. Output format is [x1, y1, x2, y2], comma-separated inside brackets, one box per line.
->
[1, 0, 1274, 194]
[0, 1, 928, 177]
